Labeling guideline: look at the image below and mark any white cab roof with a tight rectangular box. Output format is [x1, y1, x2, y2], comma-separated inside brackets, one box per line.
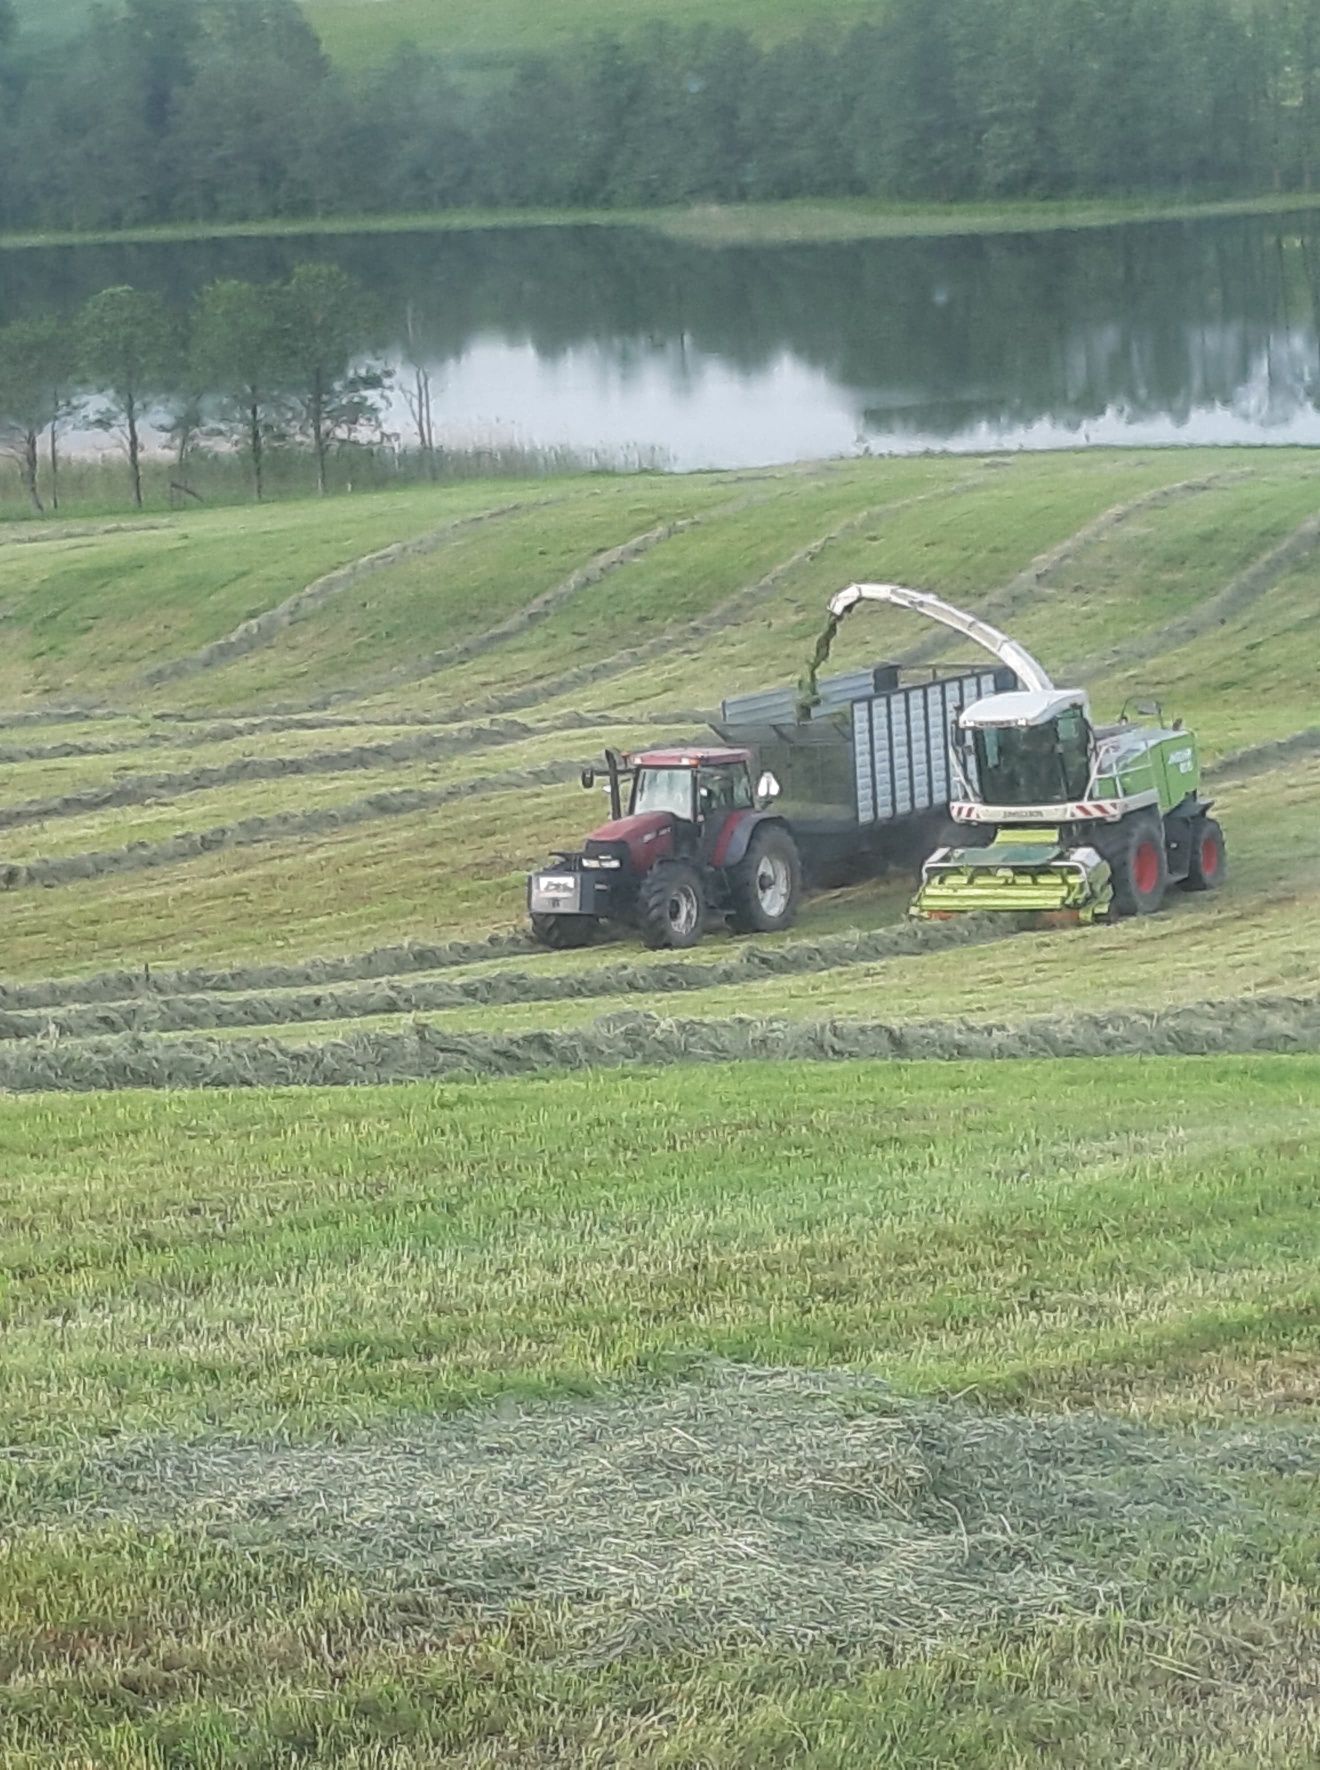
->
[959, 688, 1089, 729]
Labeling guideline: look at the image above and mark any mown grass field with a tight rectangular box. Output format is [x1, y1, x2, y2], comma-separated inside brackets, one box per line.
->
[0, 448, 1316, 1765]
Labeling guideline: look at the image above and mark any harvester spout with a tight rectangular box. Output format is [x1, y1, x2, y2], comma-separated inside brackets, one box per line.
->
[826, 583, 1055, 696]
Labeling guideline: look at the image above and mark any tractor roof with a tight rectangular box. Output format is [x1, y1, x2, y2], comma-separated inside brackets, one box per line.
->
[631, 747, 752, 767]
[959, 688, 1089, 729]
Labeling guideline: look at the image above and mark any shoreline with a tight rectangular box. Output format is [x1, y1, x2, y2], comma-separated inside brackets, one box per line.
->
[4, 192, 1320, 254]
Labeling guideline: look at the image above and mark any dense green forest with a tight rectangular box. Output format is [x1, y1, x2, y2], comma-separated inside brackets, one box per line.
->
[0, 0, 1318, 231]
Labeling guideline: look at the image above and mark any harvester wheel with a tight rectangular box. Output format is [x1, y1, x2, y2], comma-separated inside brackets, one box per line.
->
[639, 860, 707, 950]
[1182, 816, 1227, 892]
[728, 826, 802, 934]
[530, 912, 597, 950]
[1102, 810, 1169, 916]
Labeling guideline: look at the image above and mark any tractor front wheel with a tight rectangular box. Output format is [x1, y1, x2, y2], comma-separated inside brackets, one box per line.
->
[1100, 810, 1169, 916]
[728, 825, 803, 934]
[531, 912, 598, 950]
[639, 860, 707, 950]
[1182, 816, 1227, 892]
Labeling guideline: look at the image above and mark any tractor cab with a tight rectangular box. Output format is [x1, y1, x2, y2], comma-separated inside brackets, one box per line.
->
[628, 748, 769, 827]
[955, 689, 1093, 809]
[580, 747, 780, 836]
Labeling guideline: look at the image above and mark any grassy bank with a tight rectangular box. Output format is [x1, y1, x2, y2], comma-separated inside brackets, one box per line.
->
[0, 448, 1316, 1764]
[0, 448, 1318, 983]
[5, 190, 1320, 256]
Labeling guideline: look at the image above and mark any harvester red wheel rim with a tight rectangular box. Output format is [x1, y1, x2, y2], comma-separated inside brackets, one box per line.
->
[1132, 839, 1161, 896]
[1199, 832, 1221, 879]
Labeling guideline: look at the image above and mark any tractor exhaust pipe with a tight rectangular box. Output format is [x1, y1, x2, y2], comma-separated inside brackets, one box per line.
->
[581, 748, 629, 820]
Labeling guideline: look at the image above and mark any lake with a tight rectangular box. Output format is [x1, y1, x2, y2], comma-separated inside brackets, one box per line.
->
[3, 211, 1320, 469]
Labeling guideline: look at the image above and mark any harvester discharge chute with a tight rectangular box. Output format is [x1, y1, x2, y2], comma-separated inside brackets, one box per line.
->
[817, 584, 1225, 925]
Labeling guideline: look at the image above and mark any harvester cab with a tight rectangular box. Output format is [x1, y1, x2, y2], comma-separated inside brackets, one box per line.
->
[820, 583, 1227, 924]
[528, 746, 801, 951]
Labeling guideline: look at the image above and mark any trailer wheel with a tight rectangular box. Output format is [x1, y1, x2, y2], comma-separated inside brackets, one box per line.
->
[530, 912, 597, 950]
[728, 826, 802, 934]
[1100, 810, 1169, 916]
[1182, 816, 1226, 892]
[639, 861, 706, 950]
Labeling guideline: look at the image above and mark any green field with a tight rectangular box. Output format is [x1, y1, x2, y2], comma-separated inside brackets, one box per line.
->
[11, 0, 880, 64]
[306, 0, 879, 64]
[0, 449, 1316, 1765]
[11, 192, 1320, 257]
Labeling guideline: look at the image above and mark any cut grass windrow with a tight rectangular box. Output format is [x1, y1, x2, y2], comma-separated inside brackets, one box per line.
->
[148, 703, 708, 739]
[1199, 725, 1320, 784]
[0, 712, 666, 833]
[371, 513, 708, 694]
[0, 930, 542, 1011]
[0, 759, 593, 892]
[0, 734, 152, 766]
[434, 482, 980, 723]
[0, 916, 1016, 1042]
[3, 990, 1318, 1092]
[0, 713, 490, 761]
[19, 1364, 1311, 1661]
[370, 477, 834, 701]
[139, 499, 552, 688]
[0, 690, 1300, 842]
[0, 705, 121, 730]
[897, 473, 1234, 664]
[1070, 509, 1320, 681]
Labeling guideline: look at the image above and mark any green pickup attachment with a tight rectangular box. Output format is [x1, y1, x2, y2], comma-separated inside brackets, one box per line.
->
[911, 828, 1114, 925]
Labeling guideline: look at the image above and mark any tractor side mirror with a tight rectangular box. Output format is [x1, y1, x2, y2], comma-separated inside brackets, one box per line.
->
[580, 767, 596, 790]
[756, 771, 781, 804]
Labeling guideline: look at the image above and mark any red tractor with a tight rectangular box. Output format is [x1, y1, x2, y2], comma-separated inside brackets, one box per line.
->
[528, 746, 803, 950]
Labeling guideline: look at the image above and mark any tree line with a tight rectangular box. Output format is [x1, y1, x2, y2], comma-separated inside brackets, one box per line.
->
[0, 0, 1319, 232]
[0, 264, 392, 510]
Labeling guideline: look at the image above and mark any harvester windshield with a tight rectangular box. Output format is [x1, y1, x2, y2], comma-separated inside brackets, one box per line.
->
[972, 705, 1091, 806]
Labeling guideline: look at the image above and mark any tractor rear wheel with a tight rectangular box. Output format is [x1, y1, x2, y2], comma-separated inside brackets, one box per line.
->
[728, 825, 803, 934]
[639, 860, 706, 950]
[1100, 809, 1169, 916]
[530, 912, 597, 950]
[1182, 816, 1226, 892]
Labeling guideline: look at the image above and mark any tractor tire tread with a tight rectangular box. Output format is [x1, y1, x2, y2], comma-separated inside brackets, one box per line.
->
[639, 859, 707, 950]
[727, 825, 803, 934]
[531, 912, 598, 950]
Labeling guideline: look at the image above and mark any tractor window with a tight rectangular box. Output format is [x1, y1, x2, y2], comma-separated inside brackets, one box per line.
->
[631, 767, 695, 821]
[698, 767, 753, 814]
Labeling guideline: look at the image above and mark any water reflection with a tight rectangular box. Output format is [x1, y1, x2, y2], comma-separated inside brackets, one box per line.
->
[2, 214, 1320, 467]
